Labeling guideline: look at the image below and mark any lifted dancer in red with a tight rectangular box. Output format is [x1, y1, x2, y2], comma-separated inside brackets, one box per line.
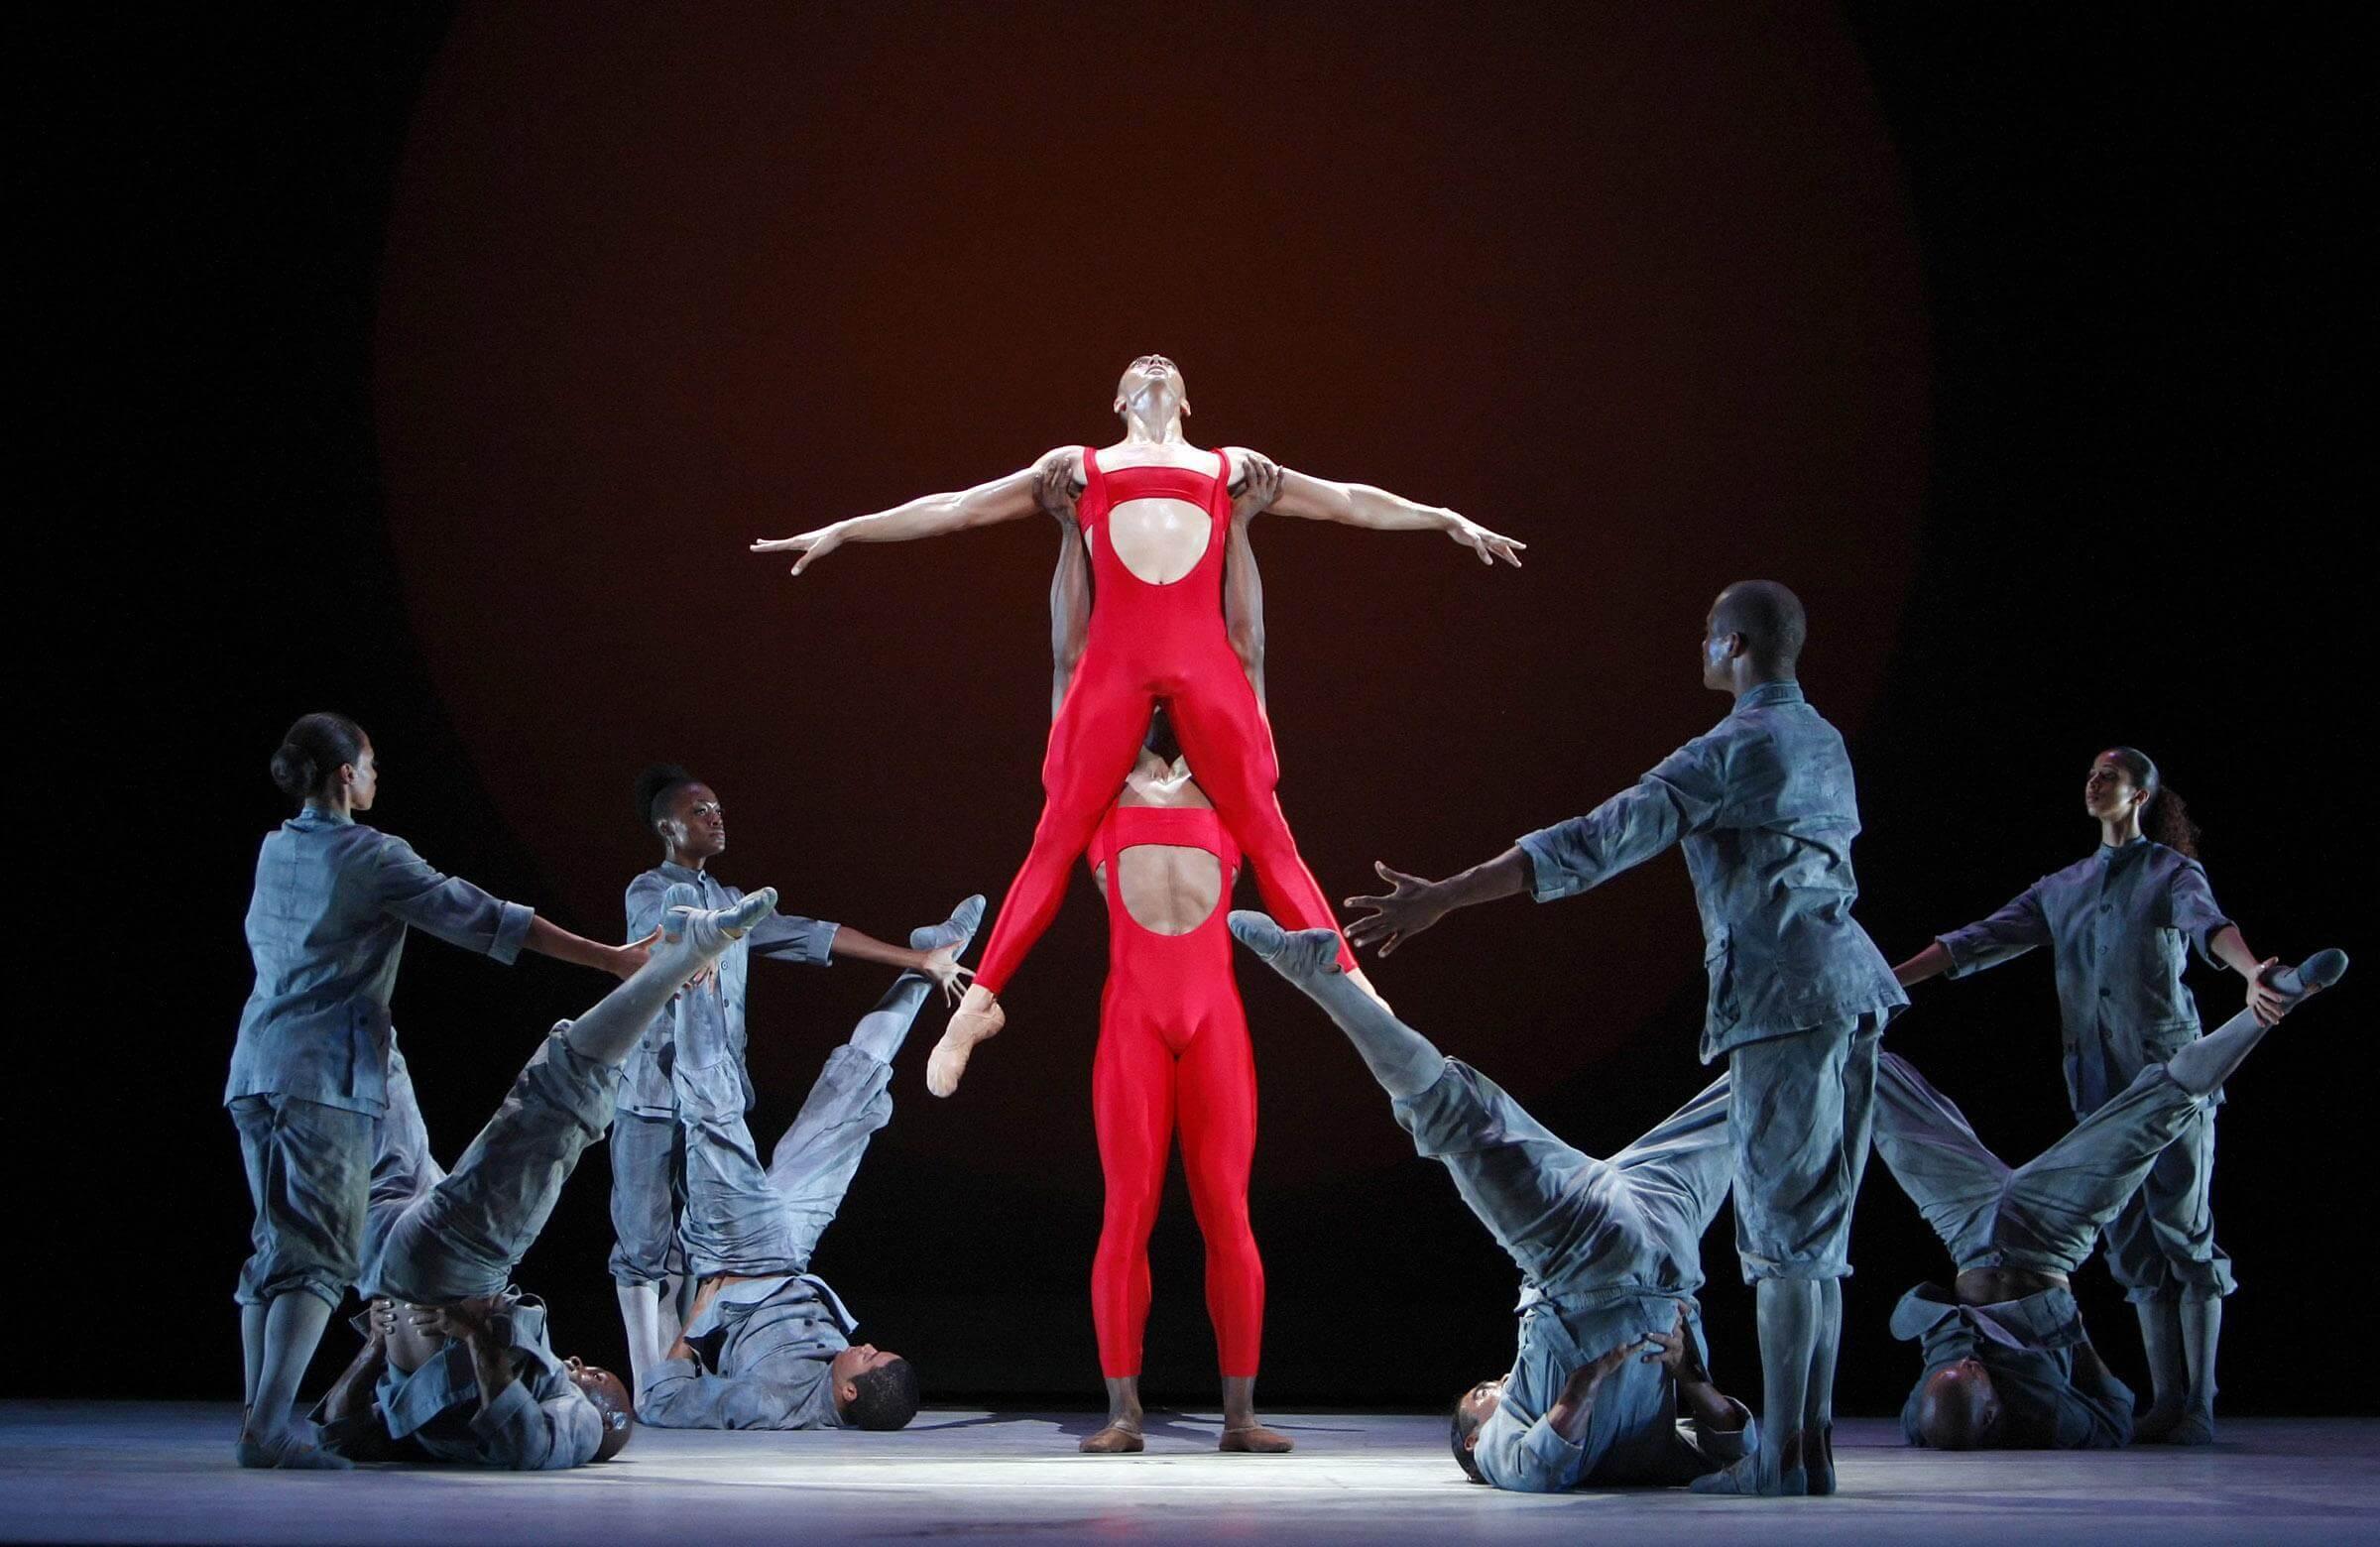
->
[753, 357, 1522, 1093]
[1079, 712, 1287, 1455]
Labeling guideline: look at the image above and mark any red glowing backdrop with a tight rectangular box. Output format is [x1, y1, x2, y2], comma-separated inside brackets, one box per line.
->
[374, 1, 1926, 1187]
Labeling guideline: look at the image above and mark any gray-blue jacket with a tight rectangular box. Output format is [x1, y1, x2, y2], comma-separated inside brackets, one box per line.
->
[1517, 681, 1906, 1062]
[227, 808, 532, 1116]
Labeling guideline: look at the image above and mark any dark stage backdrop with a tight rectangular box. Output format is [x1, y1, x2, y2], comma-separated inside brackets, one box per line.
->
[49, 4, 2365, 1415]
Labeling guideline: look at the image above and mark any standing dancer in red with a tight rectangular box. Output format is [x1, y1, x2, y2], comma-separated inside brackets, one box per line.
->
[1077, 712, 1287, 1454]
[753, 356, 1522, 1094]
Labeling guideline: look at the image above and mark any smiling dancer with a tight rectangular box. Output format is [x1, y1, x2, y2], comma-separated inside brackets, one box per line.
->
[752, 356, 1521, 1093]
[1891, 748, 2281, 1442]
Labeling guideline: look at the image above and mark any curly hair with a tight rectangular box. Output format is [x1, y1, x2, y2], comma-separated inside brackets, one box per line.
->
[633, 763, 700, 835]
[844, 1356, 920, 1431]
[2103, 746, 2201, 858]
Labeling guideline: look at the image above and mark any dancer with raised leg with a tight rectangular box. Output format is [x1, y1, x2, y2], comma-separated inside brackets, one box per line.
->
[751, 356, 1522, 1092]
[1877, 950, 2344, 1450]
[610, 766, 972, 1401]
[227, 713, 649, 1468]
[1346, 583, 1906, 1495]
[1231, 912, 1754, 1491]
[1077, 713, 1287, 1455]
[639, 896, 985, 1432]
[309, 887, 779, 1468]
[1891, 747, 2279, 1443]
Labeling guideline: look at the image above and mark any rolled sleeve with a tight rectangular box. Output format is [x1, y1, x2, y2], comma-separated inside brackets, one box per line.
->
[2165, 864, 2234, 968]
[1938, 884, 2050, 978]
[1516, 736, 1727, 903]
[1475, 1405, 1583, 1493]
[371, 837, 534, 964]
[625, 875, 669, 941]
[749, 912, 839, 966]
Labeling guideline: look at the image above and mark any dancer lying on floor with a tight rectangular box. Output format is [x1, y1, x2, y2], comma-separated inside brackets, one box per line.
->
[309, 888, 776, 1468]
[1878, 948, 2343, 1451]
[612, 765, 972, 1402]
[1232, 911, 1754, 1492]
[638, 897, 984, 1432]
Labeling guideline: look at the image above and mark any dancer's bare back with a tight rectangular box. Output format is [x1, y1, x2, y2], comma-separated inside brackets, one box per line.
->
[1093, 750, 1227, 937]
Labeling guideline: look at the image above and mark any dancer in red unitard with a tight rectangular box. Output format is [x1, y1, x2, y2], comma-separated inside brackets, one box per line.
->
[752, 356, 1521, 1095]
[1077, 711, 1287, 1455]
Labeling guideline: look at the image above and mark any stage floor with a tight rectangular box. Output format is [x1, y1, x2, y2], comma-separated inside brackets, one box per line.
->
[4, 1404, 2375, 1545]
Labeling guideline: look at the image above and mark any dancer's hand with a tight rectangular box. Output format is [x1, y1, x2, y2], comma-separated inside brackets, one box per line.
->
[409, 1300, 496, 1348]
[751, 523, 849, 575]
[1442, 512, 1525, 567]
[1345, 863, 1451, 956]
[2245, 957, 2288, 1024]
[1641, 1302, 1710, 1384]
[1231, 452, 1284, 522]
[365, 1299, 398, 1350]
[610, 931, 656, 981]
[1034, 452, 1082, 521]
[922, 944, 976, 1006]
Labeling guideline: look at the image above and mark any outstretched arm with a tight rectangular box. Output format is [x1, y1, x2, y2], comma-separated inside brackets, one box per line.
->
[1231, 447, 1522, 567]
[754, 448, 1078, 576]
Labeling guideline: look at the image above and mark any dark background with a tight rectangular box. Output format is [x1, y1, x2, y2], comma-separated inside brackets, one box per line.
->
[41, 3, 2365, 1416]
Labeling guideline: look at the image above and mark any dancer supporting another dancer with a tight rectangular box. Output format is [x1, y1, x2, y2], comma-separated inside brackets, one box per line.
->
[1233, 912, 1753, 1491]
[611, 767, 971, 1400]
[1875, 951, 2343, 1449]
[1891, 748, 2280, 1443]
[309, 888, 777, 1468]
[1346, 582, 1906, 1495]
[639, 896, 984, 1431]
[1078, 713, 1286, 1454]
[228, 713, 648, 1469]
[752, 355, 1522, 1091]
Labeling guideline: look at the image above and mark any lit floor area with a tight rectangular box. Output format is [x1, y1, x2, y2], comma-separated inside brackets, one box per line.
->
[4, 1405, 2375, 1545]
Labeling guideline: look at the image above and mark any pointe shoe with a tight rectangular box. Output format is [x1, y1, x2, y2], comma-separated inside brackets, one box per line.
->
[1219, 1423, 1294, 1454]
[927, 989, 1003, 1098]
[1079, 1423, 1144, 1454]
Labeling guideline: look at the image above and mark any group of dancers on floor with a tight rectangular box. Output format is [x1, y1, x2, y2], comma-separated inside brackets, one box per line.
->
[228, 357, 2344, 1491]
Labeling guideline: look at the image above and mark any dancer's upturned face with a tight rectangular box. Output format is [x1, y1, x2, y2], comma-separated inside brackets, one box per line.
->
[1458, 1373, 1507, 1429]
[659, 782, 727, 861]
[2083, 752, 2147, 824]
[1114, 355, 1189, 423]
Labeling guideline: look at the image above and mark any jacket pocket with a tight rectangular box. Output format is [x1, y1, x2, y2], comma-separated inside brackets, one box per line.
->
[1702, 929, 1737, 1026]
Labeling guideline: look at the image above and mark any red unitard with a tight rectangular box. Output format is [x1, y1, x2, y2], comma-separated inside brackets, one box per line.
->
[1087, 802, 1262, 1378]
[971, 446, 1356, 997]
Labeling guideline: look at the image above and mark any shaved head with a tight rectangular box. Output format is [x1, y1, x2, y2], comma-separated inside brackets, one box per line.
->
[1712, 580, 1807, 673]
[1915, 1361, 2003, 1450]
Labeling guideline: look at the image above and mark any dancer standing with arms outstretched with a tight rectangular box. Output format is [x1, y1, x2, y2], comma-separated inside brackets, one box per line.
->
[228, 713, 647, 1467]
[752, 356, 1522, 1094]
[1346, 583, 1906, 1495]
[1890, 747, 2283, 1443]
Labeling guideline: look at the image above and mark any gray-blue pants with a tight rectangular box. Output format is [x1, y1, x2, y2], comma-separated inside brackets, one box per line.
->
[1392, 1060, 1735, 1292]
[367, 1028, 622, 1304]
[230, 1093, 374, 1309]
[1727, 1015, 1882, 1282]
[682, 1045, 894, 1278]
[607, 1111, 687, 1287]
[2097, 1102, 2231, 1303]
[1875, 1051, 2210, 1278]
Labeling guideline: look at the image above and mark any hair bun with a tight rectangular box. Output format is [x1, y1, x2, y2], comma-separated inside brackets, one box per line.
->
[269, 743, 318, 800]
